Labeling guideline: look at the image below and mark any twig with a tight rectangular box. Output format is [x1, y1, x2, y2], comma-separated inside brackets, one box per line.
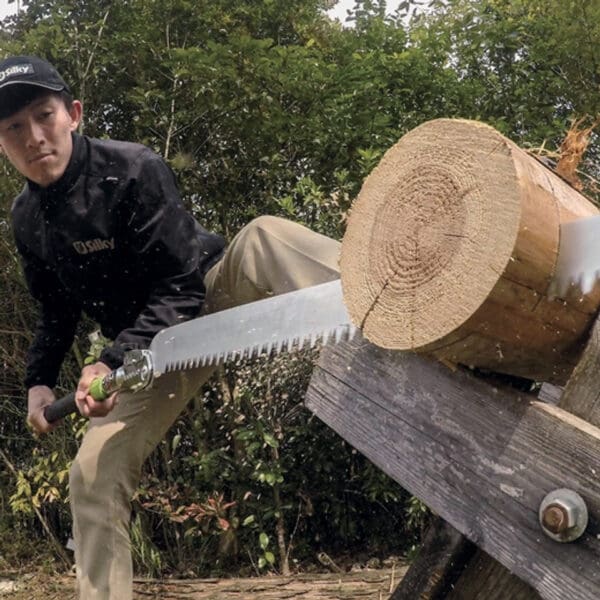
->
[247, 548, 260, 577]
[77, 9, 111, 134]
[284, 500, 303, 568]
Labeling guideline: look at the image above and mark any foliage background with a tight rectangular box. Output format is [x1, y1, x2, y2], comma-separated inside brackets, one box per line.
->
[1, 0, 599, 577]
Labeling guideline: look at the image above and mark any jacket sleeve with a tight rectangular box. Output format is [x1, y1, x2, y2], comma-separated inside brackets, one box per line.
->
[99, 150, 225, 369]
[17, 246, 82, 389]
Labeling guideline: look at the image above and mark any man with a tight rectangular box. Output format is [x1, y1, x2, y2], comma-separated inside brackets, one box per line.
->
[0, 55, 341, 599]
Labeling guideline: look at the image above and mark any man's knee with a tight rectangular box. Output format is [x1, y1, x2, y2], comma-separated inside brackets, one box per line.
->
[226, 215, 285, 270]
[244, 215, 307, 242]
[238, 215, 283, 247]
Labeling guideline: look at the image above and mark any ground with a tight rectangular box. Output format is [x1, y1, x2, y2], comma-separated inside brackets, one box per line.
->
[0, 565, 407, 599]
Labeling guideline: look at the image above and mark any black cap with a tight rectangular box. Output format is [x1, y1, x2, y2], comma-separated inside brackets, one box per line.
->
[0, 55, 71, 119]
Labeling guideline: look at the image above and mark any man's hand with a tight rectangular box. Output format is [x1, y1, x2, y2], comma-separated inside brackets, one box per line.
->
[27, 385, 57, 434]
[75, 362, 118, 418]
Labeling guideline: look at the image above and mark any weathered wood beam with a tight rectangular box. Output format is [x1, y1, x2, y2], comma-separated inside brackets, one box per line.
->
[305, 335, 600, 599]
[560, 316, 600, 424]
[445, 549, 540, 600]
[380, 313, 600, 598]
[389, 516, 476, 599]
[440, 313, 600, 598]
[390, 515, 540, 599]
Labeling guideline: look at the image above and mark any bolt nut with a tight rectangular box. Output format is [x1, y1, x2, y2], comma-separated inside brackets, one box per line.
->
[539, 489, 588, 543]
[541, 502, 575, 534]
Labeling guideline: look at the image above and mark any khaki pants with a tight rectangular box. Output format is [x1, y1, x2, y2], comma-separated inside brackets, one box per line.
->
[69, 216, 340, 599]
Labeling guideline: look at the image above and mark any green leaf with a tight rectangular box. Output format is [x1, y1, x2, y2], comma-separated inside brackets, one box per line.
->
[263, 433, 278, 448]
[171, 433, 181, 453]
[259, 532, 269, 550]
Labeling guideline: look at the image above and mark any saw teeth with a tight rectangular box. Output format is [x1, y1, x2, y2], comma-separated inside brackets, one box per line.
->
[583, 273, 596, 294]
[163, 323, 358, 374]
[162, 326, 357, 374]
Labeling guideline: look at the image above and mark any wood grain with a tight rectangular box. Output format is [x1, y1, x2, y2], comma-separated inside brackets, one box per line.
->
[306, 335, 600, 599]
[340, 118, 600, 384]
[389, 516, 476, 599]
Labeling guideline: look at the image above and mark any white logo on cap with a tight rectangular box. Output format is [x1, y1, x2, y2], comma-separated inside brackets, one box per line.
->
[0, 63, 34, 83]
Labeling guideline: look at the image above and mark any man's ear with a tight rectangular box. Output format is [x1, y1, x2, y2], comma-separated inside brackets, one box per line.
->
[68, 100, 83, 131]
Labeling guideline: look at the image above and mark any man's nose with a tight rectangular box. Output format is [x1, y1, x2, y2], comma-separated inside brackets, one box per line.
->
[24, 120, 45, 147]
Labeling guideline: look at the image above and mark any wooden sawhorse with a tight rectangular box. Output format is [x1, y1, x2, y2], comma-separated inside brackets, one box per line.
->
[305, 319, 600, 599]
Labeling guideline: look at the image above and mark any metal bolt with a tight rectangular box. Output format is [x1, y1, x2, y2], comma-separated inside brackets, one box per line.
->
[539, 489, 588, 543]
[541, 502, 574, 534]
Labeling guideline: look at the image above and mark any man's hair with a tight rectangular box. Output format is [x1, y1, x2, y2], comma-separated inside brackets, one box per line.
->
[0, 85, 73, 120]
[58, 89, 74, 111]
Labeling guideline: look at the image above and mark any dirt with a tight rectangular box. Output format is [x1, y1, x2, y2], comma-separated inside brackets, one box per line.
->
[0, 565, 408, 599]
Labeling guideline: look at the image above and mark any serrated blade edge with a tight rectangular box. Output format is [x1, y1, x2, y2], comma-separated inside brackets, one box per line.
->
[549, 215, 600, 299]
[149, 279, 355, 376]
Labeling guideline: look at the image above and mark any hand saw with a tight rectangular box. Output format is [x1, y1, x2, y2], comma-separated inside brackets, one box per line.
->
[43, 279, 355, 423]
[550, 215, 600, 298]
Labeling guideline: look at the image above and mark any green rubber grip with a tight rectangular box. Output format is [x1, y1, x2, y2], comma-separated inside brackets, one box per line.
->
[89, 376, 109, 401]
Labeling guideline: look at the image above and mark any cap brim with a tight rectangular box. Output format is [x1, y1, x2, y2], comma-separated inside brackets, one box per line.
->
[0, 80, 65, 92]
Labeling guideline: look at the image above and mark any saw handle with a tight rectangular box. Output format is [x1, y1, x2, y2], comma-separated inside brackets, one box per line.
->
[43, 377, 109, 424]
[43, 392, 77, 423]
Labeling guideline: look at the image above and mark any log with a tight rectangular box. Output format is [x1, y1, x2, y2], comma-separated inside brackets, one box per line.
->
[340, 118, 600, 384]
[305, 336, 600, 599]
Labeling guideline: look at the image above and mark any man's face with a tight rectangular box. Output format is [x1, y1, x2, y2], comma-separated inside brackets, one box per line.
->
[0, 92, 82, 187]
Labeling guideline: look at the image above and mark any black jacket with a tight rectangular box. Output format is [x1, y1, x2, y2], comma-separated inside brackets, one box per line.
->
[11, 133, 226, 389]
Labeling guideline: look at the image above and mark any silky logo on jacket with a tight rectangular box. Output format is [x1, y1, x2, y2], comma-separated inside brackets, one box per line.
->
[73, 238, 115, 255]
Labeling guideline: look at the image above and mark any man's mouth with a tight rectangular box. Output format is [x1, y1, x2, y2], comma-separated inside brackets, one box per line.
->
[29, 152, 54, 163]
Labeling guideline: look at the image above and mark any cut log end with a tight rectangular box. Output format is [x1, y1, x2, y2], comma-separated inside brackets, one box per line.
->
[341, 119, 522, 350]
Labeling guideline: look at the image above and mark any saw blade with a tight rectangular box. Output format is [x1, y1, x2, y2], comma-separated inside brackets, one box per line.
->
[549, 215, 600, 298]
[148, 279, 356, 375]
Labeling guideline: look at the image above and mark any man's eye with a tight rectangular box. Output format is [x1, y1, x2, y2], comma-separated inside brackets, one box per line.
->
[40, 111, 53, 119]
[6, 122, 21, 132]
